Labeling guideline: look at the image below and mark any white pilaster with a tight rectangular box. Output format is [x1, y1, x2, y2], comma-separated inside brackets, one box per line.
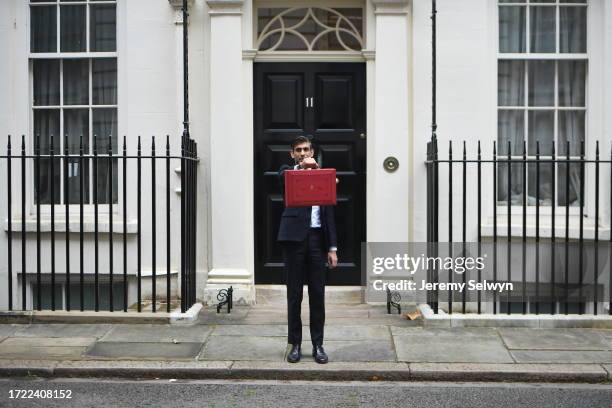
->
[369, 0, 412, 242]
[204, 0, 255, 305]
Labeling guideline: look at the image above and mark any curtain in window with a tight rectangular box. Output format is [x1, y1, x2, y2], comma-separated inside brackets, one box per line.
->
[530, 6, 556, 53]
[90, 5, 117, 52]
[33, 60, 60, 106]
[497, 110, 524, 205]
[31, 6, 57, 53]
[560, 7, 587, 53]
[498, 60, 524, 107]
[92, 59, 117, 105]
[93, 109, 118, 204]
[499, 6, 526, 53]
[64, 109, 90, 204]
[33, 110, 61, 204]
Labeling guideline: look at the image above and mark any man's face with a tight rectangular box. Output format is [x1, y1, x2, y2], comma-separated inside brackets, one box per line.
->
[290, 142, 313, 164]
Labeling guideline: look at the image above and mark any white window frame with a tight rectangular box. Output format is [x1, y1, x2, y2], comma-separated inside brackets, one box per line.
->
[496, 0, 590, 217]
[28, 0, 119, 216]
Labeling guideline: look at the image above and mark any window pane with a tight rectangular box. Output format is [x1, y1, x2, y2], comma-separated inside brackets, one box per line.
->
[34, 109, 61, 204]
[528, 110, 554, 155]
[528, 60, 554, 106]
[528, 162, 553, 206]
[68, 283, 124, 312]
[90, 5, 117, 52]
[498, 60, 525, 106]
[558, 60, 586, 107]
[558, 111, 584, 156]
[497, 162, 523, 206]
[93, 109, 118, 204]
[498, 110, 524, 156]
[33, 59, 60, 106]
[63, 59, 89, 105]
[64, 109, 90, 204]
[92, 59, 117, 105]
[560, 7, 587, 53]
[30, 6, 57, 53]
[499, 6, 526, 53]
[60, 5, 86, 52]
[558, 162, 582, 207]
[32, 284, 63, 310]
[530, 6, 556, 53]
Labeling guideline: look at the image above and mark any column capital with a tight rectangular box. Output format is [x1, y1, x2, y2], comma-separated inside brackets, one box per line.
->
[371, 0, 410, 15]
[206, 0, 244, 15]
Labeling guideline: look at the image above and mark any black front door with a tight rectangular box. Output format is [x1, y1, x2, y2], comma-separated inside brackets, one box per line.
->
[254, 62, 366, 285]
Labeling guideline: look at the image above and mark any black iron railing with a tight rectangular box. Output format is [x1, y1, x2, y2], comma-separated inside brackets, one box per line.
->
[2, 134, 198, 313]
[426, 138, 612, 316]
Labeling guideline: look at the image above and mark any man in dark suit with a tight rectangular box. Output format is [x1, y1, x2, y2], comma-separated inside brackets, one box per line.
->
[278, 135, 338, 364]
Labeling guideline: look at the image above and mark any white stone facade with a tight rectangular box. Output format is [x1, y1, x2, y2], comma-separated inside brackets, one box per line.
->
[1, 0, 611, 309]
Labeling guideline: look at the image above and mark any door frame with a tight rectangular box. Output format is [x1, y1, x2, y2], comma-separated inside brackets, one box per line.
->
[251, 60, 371, 285]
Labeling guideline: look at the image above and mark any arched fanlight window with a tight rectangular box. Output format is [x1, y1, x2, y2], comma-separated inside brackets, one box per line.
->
[257, 7, 364, 52]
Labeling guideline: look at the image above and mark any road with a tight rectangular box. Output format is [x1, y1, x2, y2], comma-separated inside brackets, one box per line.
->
[1, 378, 611, 408]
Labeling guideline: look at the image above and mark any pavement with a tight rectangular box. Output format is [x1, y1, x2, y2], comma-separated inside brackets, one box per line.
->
[1, 303, 612, 383]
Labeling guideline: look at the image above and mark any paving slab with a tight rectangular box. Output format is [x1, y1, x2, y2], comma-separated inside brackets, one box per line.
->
[393, 328, 513, 363]
[0, 336, 95, 348]
[510, 350, 612, 364]
[0, 347, 88, 360]
[211, 324, 286, 337]
[0, 345, 90, 360]
[198, 335, 286, 361]
[323, 325, 392, 341]
[321, 340, 397, 362]
[230, 361, 410, 381]
[99, 324, 212, 343]
[499, 328, 611, 350]
[409, 363, 608, 383]
[10, 324, 113, 339]
[85, 342, 203, 360]
[0, 325, 26, 339]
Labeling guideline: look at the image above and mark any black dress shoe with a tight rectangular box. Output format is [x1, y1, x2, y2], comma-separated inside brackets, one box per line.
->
[312, 345, 328, 364]
[287, 344, 301, 363]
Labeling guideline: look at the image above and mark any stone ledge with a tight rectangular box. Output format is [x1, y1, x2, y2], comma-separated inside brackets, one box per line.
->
[418, 304, 612, 329]
[0, 303, 202, 325]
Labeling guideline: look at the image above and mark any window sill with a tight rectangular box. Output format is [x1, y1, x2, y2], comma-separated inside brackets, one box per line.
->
[3, 217, 138, 234]
[480, 216, 611, 240]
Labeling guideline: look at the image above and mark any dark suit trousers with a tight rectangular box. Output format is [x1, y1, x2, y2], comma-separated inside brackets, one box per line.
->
[282, 228, 326, 346]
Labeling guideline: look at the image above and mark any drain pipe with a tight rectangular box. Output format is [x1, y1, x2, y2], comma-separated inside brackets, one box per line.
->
[431, 0, 437, 143]
[182, 0, 190, 139]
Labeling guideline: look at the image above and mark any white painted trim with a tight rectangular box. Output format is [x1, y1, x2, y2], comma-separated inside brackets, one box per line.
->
[252, 51, 367, 62]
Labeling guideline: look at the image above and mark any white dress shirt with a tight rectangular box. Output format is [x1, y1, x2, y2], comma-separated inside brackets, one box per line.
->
[293, 164, 336, 252]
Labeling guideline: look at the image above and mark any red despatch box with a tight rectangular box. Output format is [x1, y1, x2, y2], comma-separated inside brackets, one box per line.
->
[284, 168, 337, 207]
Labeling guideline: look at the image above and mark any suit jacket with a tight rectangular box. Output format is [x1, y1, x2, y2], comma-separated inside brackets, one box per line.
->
[277, 164, 338, 251]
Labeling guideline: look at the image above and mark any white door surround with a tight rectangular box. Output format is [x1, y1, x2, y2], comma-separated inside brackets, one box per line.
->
[203, 0, 412, 305]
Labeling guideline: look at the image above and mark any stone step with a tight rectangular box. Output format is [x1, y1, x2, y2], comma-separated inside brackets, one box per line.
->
[255, 285, 364, 305]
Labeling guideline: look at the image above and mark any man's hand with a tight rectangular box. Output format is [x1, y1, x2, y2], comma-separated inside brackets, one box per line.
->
[300, 157, 319, 169]
[327, 251, 338, 269]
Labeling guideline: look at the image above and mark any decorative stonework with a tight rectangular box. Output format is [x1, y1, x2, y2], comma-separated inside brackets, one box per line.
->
[256, 7, 364, 52]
